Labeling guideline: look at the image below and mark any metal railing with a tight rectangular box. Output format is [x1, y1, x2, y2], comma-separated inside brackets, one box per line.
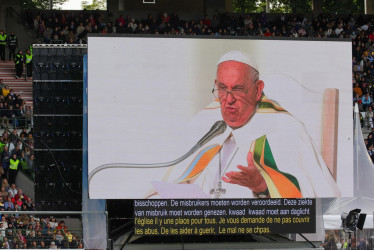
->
[0, 112, 33, 130]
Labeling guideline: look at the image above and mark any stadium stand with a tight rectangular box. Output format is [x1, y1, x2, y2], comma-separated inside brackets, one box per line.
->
[25, 10, 374, 156]
[1, 4, 374, 249]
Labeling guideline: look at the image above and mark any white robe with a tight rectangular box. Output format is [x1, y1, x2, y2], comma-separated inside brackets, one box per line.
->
[154, 101, 341, 199]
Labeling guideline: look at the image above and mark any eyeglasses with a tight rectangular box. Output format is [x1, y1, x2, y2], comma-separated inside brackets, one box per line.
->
[212, 79, 257, 101]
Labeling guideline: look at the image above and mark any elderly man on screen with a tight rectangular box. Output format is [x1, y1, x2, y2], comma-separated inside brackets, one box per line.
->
[149, 51, 340, 199]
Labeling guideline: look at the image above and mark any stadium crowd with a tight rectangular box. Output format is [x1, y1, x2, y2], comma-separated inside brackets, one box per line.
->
[0, 81, 32, 130]
[0, 8, 373, 249]
[22, 9, 374, 163]
[0, 112, 83, 248]
[23, 10, 372, 41]
[0, 129, 82, 249]
[0, 211, 83, 248]
[0, 79, 34, 179]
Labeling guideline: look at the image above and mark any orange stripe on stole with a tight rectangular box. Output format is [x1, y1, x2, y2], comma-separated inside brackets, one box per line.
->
[177, 145, 221, 183]
[259, 149, 302, 198]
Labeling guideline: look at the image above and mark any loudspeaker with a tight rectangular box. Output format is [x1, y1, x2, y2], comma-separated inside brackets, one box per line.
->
[33, 45, 86, 211]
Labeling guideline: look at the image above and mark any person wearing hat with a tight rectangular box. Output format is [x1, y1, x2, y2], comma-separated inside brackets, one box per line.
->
[147, 50, 340, 199]
[50, 241, 57, 249]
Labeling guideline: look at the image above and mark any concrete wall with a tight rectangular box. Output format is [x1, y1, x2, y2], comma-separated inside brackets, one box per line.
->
[107, 0, 226, 20]
[312, 0, 323, 16]
[0, 0, 22, 31]
[16, 171, 35, 201]
[119, 0, 204, 12]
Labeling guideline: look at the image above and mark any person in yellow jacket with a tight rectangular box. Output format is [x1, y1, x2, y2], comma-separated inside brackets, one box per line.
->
[25, 49, 32, 78]
[65, 231, 73, 242]
[0, 30, 6, 61]
[14, 50, 24, 79]
[9, 154, 19, 185]
[2, 85, 9, 97]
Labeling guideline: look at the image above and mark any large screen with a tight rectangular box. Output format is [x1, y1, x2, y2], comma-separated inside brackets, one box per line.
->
[87, 36, 352, 199]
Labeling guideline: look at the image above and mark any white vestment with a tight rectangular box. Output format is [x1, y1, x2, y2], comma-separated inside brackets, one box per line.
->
[152, 100, 341, 199]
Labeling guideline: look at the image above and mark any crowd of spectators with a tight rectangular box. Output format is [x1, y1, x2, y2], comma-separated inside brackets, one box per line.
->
[0, 210, 83, 248]
[0, 127, 34, 181]
[0, 79, 34, 180]
[25, 10, 374, 43]
[26, 13, 374, 125]
[346, 17, 374, 162]
[26, 11, 107, 44]
[0, 79, 32, 130]
[18, 8, 374, 247]
[0, 149, 83, 249]
[0, 147, 82, 248]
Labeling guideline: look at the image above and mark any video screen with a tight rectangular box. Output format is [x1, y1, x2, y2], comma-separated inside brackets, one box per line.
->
[87, 36, 352, 199]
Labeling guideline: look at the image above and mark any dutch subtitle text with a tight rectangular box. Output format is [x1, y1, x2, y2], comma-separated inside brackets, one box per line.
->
[134, 198, 316, 236]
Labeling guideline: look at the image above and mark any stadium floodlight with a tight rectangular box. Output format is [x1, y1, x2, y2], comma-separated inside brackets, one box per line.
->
[341, 209, 366, 233]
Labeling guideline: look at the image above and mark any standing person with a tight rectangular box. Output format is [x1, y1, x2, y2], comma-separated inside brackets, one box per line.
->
[7, 32, 17, 61]
[25, 49, 32, 78]
[1, 146, 10, 180]
[2, 85, 9, 98]
[14, 50, 24, 79]
[0, 79, 5, 90]
[362, 92, 372, 111]
[367, 106, 374, 128]
[8, 154, 19, 185]
[0, 30, 6, 61]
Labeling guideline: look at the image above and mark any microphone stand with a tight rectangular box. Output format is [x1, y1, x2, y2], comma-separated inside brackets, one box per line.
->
[88, 121, 227, 186]
[88, 144, 201, 184]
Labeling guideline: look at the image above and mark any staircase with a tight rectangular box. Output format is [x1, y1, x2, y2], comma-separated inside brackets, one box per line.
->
[0, 61, 33, 107]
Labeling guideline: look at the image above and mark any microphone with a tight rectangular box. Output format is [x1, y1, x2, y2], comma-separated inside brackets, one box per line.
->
[197, 120, 227, 147]
[88, 120, 227, 184]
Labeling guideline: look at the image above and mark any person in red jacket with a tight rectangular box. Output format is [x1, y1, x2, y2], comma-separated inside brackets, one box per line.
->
[55, 221, 67, 233]
[14, 188, 27, 202]
[161, 11, 170, 23]
[369, 31, 374, 41]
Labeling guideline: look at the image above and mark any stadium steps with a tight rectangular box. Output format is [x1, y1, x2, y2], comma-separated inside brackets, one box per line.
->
[0, 61, 33, 107]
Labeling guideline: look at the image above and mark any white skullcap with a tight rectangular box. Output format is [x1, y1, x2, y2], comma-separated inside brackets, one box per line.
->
[217, 51, 259, 72]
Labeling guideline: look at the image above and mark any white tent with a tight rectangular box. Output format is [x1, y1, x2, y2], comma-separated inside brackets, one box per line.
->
[322, 104, 374, 230]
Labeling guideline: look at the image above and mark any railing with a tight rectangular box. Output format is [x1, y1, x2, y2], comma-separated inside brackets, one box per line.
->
[0, 110, 33, 130]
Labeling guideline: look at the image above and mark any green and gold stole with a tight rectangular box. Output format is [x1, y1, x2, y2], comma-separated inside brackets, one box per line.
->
[175, 97, 302, 198]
